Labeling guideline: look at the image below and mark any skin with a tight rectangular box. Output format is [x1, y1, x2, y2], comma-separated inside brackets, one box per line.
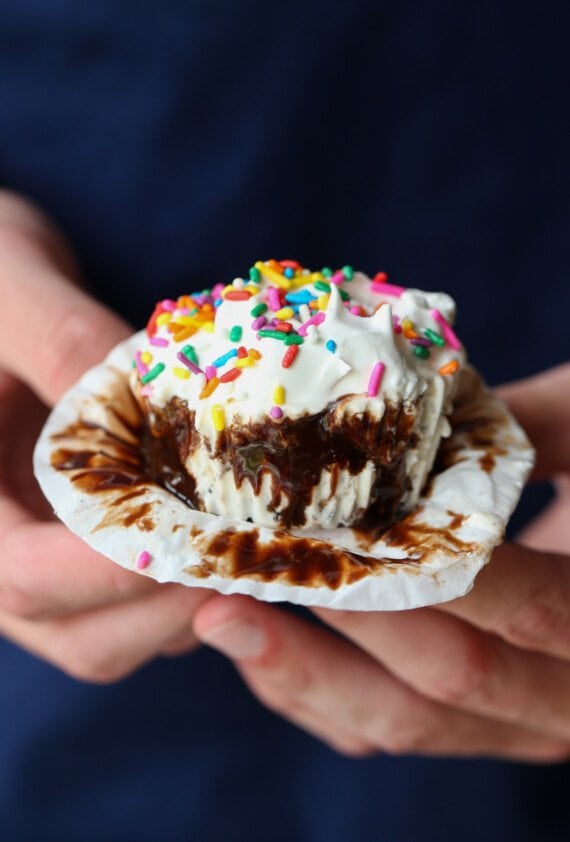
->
[1, 190, 569, 763]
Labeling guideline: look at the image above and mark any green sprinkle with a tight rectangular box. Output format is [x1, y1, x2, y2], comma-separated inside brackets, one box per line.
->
[413, 346, 431, 360]
[229, 325, 243, 342]
[258, 329, 287, 340]
[182, 344, 199, 364]
[424, 328, 445, 347]
[141, 362, 166, 384]
[315, 280, 331, 293]
[131, 359, 136, 369]
[250, 302, 268, 317]
[321, 266, 333, 277]
[249, 266, 261, 282]
[342, 264, 354, 280]
[284, 334, 304, 345]
[188, 307, 200, 316]
[338, 288, 350, 301]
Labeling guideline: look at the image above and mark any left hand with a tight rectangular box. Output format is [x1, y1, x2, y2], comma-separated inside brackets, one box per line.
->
[193, 364, 570, 762]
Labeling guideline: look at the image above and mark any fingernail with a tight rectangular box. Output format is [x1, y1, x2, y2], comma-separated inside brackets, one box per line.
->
[200, 618, 267, 661]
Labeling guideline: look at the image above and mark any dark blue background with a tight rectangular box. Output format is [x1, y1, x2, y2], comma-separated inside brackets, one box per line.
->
[0, 2, 568, 840]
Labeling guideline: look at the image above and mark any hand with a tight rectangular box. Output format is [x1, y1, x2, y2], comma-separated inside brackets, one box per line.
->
[193, 363, 570, 762]
[0, 191, 207, 682]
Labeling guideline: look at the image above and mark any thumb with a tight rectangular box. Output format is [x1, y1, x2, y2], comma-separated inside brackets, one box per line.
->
[495, 363, 570, 480]
[0, 191, 131, 406]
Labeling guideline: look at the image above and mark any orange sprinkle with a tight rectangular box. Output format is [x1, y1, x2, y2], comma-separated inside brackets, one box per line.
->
[248, 348, 262, 360]
[439, 360, 460, 376]
[403, 329, 419, 339]
[173, 327, 197, 342]
[266, 259, 284, 274]
[199, 376, 220, 398]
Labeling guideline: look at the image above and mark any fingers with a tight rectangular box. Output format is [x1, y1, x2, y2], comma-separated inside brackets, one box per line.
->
[439, 543, 570, 661]
[0, 520, 160, 620]
[495, 363, 570, 479]
[194, 596, 569, 762]
[0, 583, 209, 683]
[0, 190, 131, 405]
[314, 604, 570, 743]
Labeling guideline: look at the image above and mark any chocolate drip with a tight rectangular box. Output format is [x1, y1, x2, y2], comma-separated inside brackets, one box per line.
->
[145, 397, 418, 530]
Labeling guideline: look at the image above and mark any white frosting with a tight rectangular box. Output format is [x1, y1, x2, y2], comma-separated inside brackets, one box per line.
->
[132, 265, 466, 443]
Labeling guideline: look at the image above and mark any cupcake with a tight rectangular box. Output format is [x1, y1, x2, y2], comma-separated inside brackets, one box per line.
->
[130, 260, 465, 530]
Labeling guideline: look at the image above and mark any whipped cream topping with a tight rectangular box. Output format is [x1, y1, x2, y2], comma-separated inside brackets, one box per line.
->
[131, 261, 466, 439]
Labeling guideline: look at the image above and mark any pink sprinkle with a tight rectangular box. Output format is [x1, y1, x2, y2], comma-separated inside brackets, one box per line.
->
[212, 283, 225, 299]
[370, 281, 405, 297]
[176, 352, 202, 375]
[140, 385, 153, 397]
[267, 286, 281, 311]
[349, 306, 361, 315]
[392, 315, 402, 333]
[150, 336, 169, 347]
[430, 308, 461, 350]
[161, 299, 177, 312]
[136, 551, 151, 570]
[297, 311, 326, 336]
[367, 361, 385, 397]
[330, 270, 344, 285]
[205, 365, 217, 380]
[270, 406, 284, 419]
[251, 315, 267, 330]
[135, 351, 149, 375]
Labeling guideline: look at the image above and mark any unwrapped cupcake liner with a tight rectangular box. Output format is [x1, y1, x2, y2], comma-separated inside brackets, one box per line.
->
[33, 333, 534, 611]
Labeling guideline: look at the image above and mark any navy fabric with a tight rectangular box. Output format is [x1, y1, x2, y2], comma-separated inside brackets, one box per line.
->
[0, 2, 569, 840]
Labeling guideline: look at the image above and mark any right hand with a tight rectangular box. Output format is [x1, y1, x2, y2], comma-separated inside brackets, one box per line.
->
[0, 190, 208, 682]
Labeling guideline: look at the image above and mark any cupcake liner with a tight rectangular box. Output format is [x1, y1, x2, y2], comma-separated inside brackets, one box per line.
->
[33, 332, 534, 611]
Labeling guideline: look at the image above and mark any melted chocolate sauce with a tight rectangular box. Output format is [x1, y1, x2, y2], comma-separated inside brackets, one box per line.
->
[146, 397, 417, 531]
[48, 367, 506, 589]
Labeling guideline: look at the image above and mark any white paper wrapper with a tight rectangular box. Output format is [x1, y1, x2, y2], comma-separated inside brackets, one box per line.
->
[33, 333, 534, 611]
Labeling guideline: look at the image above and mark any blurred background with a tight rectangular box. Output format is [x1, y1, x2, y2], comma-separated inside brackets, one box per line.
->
[0, 2, 568, 840]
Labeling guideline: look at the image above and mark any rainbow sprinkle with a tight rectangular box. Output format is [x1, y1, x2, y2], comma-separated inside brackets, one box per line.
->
[367, 361, 385, 397]
[136, 551, 151, 570]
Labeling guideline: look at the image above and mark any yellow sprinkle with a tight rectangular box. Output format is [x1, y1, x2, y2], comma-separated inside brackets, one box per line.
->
[173, 366, 190, 379]
[235, 356, 255, 368]
[222, 284, 235, 296]
[175, 315, 199, 326]
[248, 348, 262, 360]
[290, 271, 321, 288]
[140, 351, 152, 364]
[201, 321, 215, 333]
[254, 260, 292, 290]
[274, 306, 295, 320]
[244, 285, 259, 296]
[273, 384, 285, 405]
[317, 294, 330, 310]
[211, 404, 225, 431]
[156, 312, 172, 326]
[402, 318, 414, 331]
[200, 377, 219, 399]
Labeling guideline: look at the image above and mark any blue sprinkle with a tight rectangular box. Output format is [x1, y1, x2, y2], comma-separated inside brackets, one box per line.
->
[212, 348, 238, 368]
[214, 298, 223, 307]
[285, 289, 313, 304]
[326, 340, 337, 353]
[283, 267, 295, 279]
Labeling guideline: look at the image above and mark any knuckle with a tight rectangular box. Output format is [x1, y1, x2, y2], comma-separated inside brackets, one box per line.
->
[60, 642, 131, 685]
[425, 633, 497, 708]
[502, 584, 569, 653]
[0, 564, 46, 621]
[380, 721, 434, 756]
